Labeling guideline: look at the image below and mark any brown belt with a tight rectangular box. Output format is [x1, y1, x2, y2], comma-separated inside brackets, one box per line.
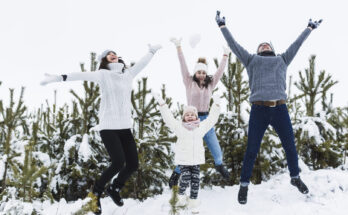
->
[252, 100, 286, 107]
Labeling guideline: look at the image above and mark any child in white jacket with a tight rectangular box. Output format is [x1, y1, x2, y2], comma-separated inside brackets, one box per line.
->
[153, 93, 221, 212]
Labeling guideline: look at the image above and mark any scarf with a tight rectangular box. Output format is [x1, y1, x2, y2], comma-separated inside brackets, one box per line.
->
[258, 51, 276, 56]
[182, 119, 200, 131]
[107, 63, 124, 74]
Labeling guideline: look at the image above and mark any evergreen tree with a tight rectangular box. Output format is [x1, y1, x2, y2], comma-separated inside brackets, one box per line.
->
[12, 121, 49, 202]
[38, 95, 74, 201]
[121, 78, 174, 200]
[70, 52, 100, 134]
[0, 87, 26, 192]
[169, 185, 186, 215]
[294, 55, 338, 117]
[327, 107, 348, 166]
[293, 55, 340, 169]
[202, 55, 250, 186]
[52, 53, 109, 201]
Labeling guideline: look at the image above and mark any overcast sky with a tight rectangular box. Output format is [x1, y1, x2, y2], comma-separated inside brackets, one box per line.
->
[1, 0, 347, 111]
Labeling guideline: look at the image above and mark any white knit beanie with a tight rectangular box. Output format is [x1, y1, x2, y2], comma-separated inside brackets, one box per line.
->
[182, 105, 198, 118]
[193, 62, 208, 74]
[98, 49, 116, 62]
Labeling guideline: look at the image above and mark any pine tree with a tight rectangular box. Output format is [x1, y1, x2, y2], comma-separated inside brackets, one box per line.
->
[13, 121, 49, 202]
[0, 87, 26, 192]
[294, 55, 338, 117]
[37, 94, 74, 201]
[121, 78, 174, 200]
[51, 52, 108, 201]
[293, 55, 340, 169]
[202, 55, 250, 186]
[169, 185, 186, 215]
[70, 53, 100, 134]
[327, 107, 348, 166]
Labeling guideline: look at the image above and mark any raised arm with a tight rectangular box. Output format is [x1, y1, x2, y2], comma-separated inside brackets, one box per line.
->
[216, 11, 252, 67]
[170, 38, 191, 87]
[219, 27, 252, 67]
[281, 28, 312, 65]
[199, 94, 221, 135]
[40, 71, 102, 86]
[211, 48, 229, 88]
[127, 44, 162, 78]
[152, 92, 181, 134]
[159, 104, 182, 134]
[281, 19, 322, 65]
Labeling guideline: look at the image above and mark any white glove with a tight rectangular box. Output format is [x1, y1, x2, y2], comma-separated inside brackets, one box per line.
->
[40, 73, 62, 86]
[223, 46, 230, 56]
[170, 37, 182, 47]
[148, 44, 162, 54]
[151, 92, 165, 105]
[212, 93, 221, 105]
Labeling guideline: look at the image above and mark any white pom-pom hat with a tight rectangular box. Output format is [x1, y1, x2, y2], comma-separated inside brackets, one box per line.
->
[193, 62, 208, 73]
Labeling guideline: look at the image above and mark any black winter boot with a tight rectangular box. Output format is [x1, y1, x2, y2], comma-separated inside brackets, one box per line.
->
[215, 164, 230, 179]
[290, 177, 309, 194]
[91, 184, 104, 215]
[169, 171, 181, 189]
[106, 181, 124, 207]
[238, 185, 248, 205]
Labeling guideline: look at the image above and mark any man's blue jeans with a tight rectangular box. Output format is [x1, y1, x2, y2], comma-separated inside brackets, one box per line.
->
[240, 104, 299, 184]
[174, 114, 223, 174]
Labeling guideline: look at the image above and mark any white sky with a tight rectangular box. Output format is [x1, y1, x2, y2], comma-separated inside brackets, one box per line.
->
[1, 0, 347, 111]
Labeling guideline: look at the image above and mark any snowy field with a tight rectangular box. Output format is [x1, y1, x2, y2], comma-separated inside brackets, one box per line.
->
[1, 163, 348, 215]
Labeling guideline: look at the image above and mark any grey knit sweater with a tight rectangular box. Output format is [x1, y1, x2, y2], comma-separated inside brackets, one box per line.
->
[220, 27, 311, 102]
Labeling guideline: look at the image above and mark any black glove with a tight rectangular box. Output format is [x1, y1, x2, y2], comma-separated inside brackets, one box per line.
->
[307, 19, 322, 29]
[216, 11, 226, 27]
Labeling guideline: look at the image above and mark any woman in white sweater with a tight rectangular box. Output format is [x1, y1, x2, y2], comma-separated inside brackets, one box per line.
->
[153, 93, 220, 213]
[40, 44, 161, 214]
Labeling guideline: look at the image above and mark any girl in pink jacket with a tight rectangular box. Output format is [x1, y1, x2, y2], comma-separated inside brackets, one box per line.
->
[168, 37, 230, 188]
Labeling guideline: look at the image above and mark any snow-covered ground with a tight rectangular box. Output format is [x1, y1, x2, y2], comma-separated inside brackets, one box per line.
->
[1, 165, 348, 215]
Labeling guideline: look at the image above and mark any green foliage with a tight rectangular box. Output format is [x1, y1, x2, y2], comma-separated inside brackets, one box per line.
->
[202, 55, 250, 186]
[122, 79, 174, 200]
[169, 185, 186, 215]
[72, 192, 99, 215]
[14, 121, 49, 202]
[294, 55, 341, 169]
[0, 87, 27, 192]
[294, 55, 338, 117]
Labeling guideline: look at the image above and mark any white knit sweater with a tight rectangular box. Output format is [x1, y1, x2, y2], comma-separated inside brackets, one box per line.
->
[64, 52, 154, 130]
[159, 102, 220, 165]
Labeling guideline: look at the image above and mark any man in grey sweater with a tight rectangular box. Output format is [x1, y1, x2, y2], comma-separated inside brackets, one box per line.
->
[215, 11, 322, 204]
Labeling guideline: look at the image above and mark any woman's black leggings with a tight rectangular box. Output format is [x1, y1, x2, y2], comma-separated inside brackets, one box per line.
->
[95, 129, 139, 190]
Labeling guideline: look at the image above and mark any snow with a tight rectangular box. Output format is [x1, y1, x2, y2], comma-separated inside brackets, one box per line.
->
[293, 116, 337, 145]
[0, 155, 6, 181]
[33, 151, 51, 167]
[78, 133, 92, 162]
[1, 167, 348, 215]
[64, 135, 78, 158]
[189, 34, 201, 49]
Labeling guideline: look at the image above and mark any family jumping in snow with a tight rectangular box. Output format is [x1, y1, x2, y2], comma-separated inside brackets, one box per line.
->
[39, 10, 322, 214]
[216, 11, 322, 204]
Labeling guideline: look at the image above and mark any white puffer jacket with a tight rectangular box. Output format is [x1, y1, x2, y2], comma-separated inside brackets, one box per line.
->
[159, 102, 220, 165]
